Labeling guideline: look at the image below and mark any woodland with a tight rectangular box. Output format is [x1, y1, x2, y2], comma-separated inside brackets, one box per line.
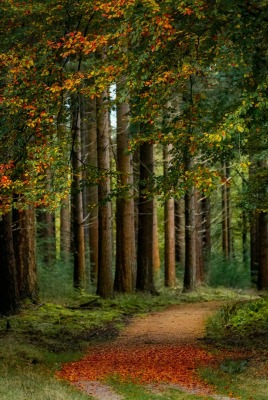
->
[0, 2, 268, 399]
[0, 0, 267, 315]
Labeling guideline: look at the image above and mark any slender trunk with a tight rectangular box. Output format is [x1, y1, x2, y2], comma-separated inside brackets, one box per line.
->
[114, 85, 135, 292]
[13, 205, 38, 301]
[136, 141, 156, 293]
[84, 98, 99, 283]
[175, 198, 185, 266]
[195, 192, 205, 285]
[60, 195, 71, 263]
[96, 91, 113, 298]
[222, 161, 232, 260]
[71, 101, 86, 289]
[0, 212, 20, 315]
[163, 144, 176, 287]
[183, 187, 197, 291]
[257, 211, 268, 290]
[153, 199, 161, 273]
[250, 213, 259, 284]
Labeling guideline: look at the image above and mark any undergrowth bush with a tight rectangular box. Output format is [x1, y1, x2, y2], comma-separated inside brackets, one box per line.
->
[206, 297, 268, 346]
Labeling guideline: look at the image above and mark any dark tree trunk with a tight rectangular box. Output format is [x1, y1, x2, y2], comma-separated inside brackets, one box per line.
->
[13, 205, 38, 302]
[250, 213, 259, 285]
[0, 212, 20, 315]
[163, 144, 175, 287]
[183, 187, 197, 291]
[114, 85, 136, 293]
[71, 101, 86, 289]
[222, 162, 232, 260]
[60, 195, 71, 263]
[175, 198, 185, 267]
[257, 211, 268, 290]
[84, 97, 99, 283]
[96, 91, 113, 298]
[136, 142, 157, 293]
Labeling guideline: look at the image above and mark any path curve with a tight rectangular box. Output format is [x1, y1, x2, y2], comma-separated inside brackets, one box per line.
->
[117, 301, 223, 346]
[59, 301, 238, 399]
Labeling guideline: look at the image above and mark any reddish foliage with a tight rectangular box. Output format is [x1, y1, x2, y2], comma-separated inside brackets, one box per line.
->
[57, 344, 217, 392]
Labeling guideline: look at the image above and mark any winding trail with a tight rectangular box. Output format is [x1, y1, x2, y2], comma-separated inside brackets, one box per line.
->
[58, 301, 238, 399]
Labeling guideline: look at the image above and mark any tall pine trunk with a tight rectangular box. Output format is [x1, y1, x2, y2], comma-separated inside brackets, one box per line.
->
[163, 144, 176, 287]
[222, 161, 232, 260]
[13, 205, 38, 302]
[136, 141, 157, 293]
[114, 84, 135, 292]
[71, 100, 86, 289]
[183, 187, 197, 291]
[96, 91, 113, 298]
[0, 212, 20, 315]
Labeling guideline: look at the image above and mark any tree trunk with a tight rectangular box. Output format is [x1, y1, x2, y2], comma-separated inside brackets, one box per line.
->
[222, 161, 232, 260]
[163, 144, 176, 287]
[183, 187, 197, 291]
[0, 212, 20, 315]
[153, 199, 161, 273]
[257, 211, 268, 290]
[71, 101, 86, 289]
[136, 141, 157, 293]
[175, 198, 185, 267]
[96, 91, 113, 298]
[60, 195, 71, 263]
[114, 84, 136, 293]
[85, 97, 99, 283]
[13, 205, 38, 302]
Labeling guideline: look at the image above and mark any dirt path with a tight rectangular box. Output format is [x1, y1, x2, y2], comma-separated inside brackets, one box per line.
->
[117, 301, 223, 346]
[59, 301, 238, 399]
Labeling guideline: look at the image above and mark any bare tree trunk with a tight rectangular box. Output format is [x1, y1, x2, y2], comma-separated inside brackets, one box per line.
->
[114, 84, 136, 292]
[81, 96, 99, 283]
[163, 144, 176, 287]
[71, 101, 86, 289]
[257, 211, 268, 290]
[195, 192, 205, 285]
[222, 161, 232, 260]
[153, 199, 161, 273]
[136, 141, 157, 293]
[96, 91, 113, 298]
[183, 187, 197, 291]
[0, 212, 20, 315]
[13, 205, 38, 302]
[175, 198, 185, 267]
[60, 195, 71, 263]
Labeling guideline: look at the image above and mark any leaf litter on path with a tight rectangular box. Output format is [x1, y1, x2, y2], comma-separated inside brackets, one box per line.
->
[56, 301, 240, 399]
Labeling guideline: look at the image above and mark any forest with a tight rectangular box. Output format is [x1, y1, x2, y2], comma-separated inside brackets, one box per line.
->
[0, 0, 267, 316]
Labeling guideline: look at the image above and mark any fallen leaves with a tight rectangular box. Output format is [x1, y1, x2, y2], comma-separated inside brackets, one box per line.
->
[57, 344, 216, 392]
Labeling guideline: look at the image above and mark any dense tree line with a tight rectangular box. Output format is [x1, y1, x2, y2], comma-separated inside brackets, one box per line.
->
[0, 0, 267, 314]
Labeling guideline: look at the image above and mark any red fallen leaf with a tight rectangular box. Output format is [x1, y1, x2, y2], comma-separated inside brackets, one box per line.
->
[56, 345, 216, 393]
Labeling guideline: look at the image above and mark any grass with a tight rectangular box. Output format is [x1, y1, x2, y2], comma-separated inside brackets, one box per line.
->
[201, 295, 268, 399]
[0, 285, 264, 400]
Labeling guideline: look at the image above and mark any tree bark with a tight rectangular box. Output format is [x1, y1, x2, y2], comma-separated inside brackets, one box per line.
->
[163, 144, 176, 287]
[136, 141, 157, 293]
[183, 187, 197, 291]
[222, 161, 232, 260]
[71, 101, 86, 289]
[114, 84, 136, 293]
[13, 205, 38, 302]
[257, 211, 268, 290]
[96, 90, 113, 298]
[60, 195, 71, 263]
[0, 212, 20, 315]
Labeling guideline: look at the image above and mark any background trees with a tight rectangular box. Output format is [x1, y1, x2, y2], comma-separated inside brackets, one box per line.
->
[0, 0, 267, 314]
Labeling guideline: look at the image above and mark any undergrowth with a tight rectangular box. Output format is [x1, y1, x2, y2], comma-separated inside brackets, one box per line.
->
[0, 287, 258, 400]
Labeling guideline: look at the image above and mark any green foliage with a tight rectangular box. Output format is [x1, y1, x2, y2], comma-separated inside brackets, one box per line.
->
[206, 297, 268, 347]
[207, 255, 251, 289]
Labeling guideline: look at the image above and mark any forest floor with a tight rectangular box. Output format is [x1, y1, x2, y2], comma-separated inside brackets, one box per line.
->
[57, 301, 240, 400]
